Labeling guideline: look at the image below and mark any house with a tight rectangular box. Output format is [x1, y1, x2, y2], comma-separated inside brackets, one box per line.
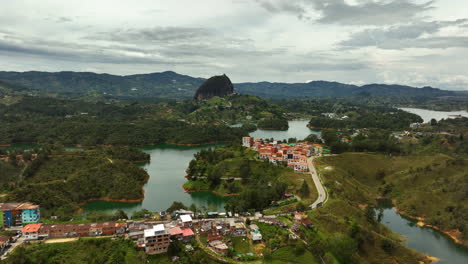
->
[22, 223, 43, 240]
[249, 224, 262, 242]
[169, 226, 183, 240]
[18, 203, 40, 225]
[250, 230, 262, 242]
[0, 203, 40, 227]
[128, 228, 145, 245]
[231, 222, 245, 236]
[301, 218, 313, 228]
[180, 214, 193, 227]
[242, 137, 254, 148]
[181, 228, 194, 242]
[144, 224, 170, 255]
[0, 236, 10, 253]
[294, 212, 305, 222]
[209, 240, 229, 255]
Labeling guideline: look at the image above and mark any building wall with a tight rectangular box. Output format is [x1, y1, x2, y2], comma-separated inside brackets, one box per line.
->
[145, 234, 170, 255]
[21, 208, 40, 224]
[4, 211, 12, 227]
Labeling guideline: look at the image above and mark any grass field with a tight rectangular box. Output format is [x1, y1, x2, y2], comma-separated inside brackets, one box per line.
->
[267, 246, 318, 264]
[230, 236, 252, 254]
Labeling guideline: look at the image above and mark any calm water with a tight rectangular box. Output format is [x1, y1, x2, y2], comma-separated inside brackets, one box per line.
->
[377, 201, 468, 263]
[82, 144, 229, 215]
[400, 107, 468, 123]
[250, 120, 320, 141]
[83, 120, 316, 215]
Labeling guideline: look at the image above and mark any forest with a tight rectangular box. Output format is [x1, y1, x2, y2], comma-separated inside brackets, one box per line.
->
[186, 144, 301, 212]
[1, 146, 150, 217]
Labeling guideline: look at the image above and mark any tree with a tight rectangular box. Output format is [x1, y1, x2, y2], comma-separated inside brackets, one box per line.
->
[299, 181, 310, 198]
[189, 204, 198, 214]
[365, 205, 376, 223]
[113, 209, 128, 220]
[430, 118, 438, 126]
[166, 201, 187, 213]
[296, 202, 307, 212]
[132, 209, 152, 219]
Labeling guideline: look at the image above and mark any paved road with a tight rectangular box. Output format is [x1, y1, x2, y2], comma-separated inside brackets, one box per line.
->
[307, 157, 327, 209]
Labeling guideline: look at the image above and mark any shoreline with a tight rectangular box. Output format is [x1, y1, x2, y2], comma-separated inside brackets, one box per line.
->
[1, 141, 232, 148]
[377, 197, 467, 247]
[257, 127, 288, 131]
[181, 184, 239, 197]
[394, 206, 467, 247]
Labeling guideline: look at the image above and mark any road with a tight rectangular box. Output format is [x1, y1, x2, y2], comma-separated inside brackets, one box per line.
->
[307, 157, 327, 209]
[1, 236, 25, 260]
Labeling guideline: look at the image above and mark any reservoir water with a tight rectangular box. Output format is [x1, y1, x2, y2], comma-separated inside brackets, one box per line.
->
[82, 120, 317, 215]
[399, 107, 468, 123]
[377, 200, 468, 264]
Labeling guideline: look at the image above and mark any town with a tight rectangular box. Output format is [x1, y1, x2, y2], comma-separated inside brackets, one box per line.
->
[0, 202, 315, 260]
[242, 137, 325, 172]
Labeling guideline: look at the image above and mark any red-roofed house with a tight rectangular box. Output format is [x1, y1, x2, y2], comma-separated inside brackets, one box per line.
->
[181, 228, 194, 242]
[22, 223, 43, 240]
[169, 226, 183, 240]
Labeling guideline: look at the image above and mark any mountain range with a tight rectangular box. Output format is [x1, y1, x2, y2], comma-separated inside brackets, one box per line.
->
[0, 70, 462, 99]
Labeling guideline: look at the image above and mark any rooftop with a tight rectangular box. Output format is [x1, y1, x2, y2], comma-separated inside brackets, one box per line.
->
[180, 214, 192, 222]
[144, 224, 167, 237]
[22, 223, 43, 233]
[169, 226, 183, 236]
[182, 228, 194, 237]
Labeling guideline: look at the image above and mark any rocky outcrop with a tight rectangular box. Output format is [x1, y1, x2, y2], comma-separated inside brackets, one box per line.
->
[193, 74, 234, 101]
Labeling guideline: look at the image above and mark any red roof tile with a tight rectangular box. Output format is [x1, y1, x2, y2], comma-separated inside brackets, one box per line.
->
[182, 228, 194, 237]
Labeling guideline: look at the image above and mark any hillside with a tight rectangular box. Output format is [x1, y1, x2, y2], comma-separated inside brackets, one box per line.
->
[0, 71, 460, 99]
[316, 153, 468, 245]
[6, 147, 150, 216]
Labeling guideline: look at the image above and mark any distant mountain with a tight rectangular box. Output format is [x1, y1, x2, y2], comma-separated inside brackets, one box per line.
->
[194, 74, 234, 101]
[0, 71, 204, 99]
[235, 81, 456, 98]
[0, 71, 460, 99]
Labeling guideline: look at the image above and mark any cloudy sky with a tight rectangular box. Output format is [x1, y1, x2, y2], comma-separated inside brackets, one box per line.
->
[1, 0, 468, 90]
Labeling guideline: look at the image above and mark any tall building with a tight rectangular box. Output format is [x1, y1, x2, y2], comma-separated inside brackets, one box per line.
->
[144, 224, 170, 255]
[0, 203, 40, 227]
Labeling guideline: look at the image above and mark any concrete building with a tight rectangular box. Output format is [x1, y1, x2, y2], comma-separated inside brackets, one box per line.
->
[242, 137, 254, 148]
[144, 224, 170, 255]
[0, 203, 40, 227]
[22, 223, 43, 240]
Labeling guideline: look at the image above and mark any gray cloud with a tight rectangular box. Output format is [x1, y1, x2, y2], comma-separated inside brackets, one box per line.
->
[257, 0, 434, 25]
[91, 27, 215, 43]
[341, 19, 468, 49]
[256, 0, 309, 20]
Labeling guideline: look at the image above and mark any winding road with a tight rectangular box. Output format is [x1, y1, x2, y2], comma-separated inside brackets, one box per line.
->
[307, 157, 327, 209]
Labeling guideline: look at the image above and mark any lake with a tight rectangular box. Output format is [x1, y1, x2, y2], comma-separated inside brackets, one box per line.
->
[377, 200, 468, 264]
[399, 107, 468, 123]
[250, 120, 320, 141]
[82, 120, 316, 215]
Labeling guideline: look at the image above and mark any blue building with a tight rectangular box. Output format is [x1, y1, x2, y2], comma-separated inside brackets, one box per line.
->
[0, 203, 40, 227]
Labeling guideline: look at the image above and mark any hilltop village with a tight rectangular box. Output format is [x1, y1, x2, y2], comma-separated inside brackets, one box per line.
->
[242, 137, 325, 172]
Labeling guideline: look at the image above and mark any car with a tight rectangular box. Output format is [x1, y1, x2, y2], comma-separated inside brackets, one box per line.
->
[10, 238, 17, 243]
